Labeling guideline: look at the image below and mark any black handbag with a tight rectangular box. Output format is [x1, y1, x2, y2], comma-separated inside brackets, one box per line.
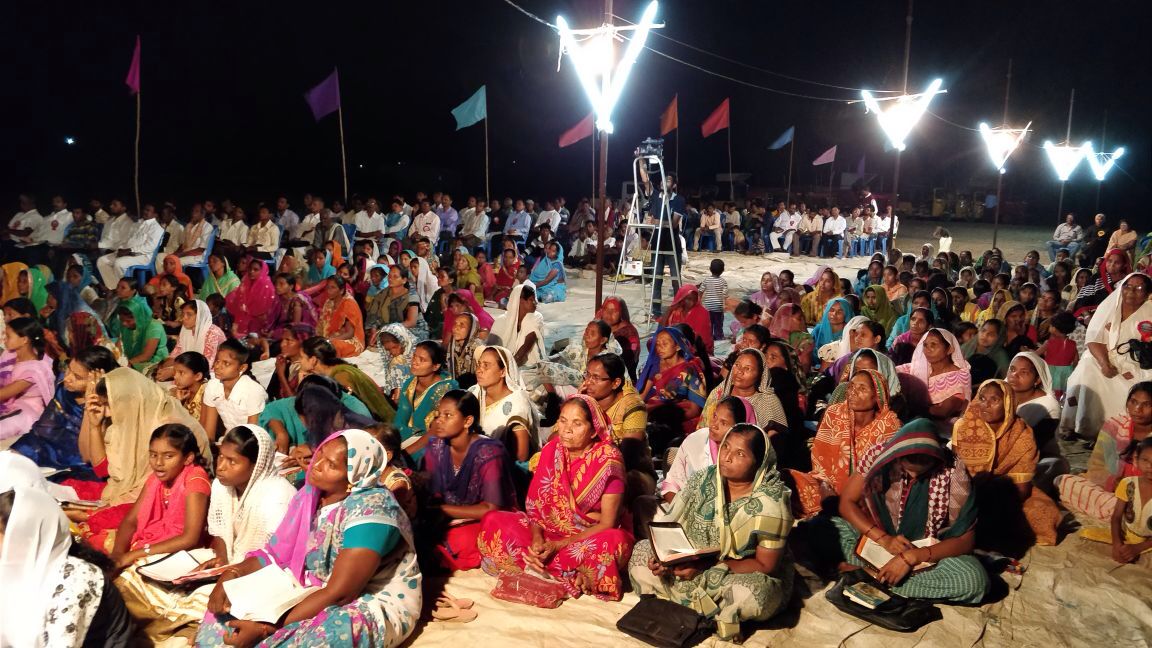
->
[1117, 338, 1152, 370]
[825, 570, 942, 632]
[616, 596, 715, 648]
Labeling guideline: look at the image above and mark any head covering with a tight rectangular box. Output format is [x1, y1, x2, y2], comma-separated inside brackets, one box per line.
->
[198, 256, 240, 300]
[712, 348, 788, 431]
[118, 294, 160, 357]
[811, 297, 855, 353]
[472, 344, 527, 394]
[225, 260, 277, 333]
[175, 299, 214, 356]
[1099, 248, 1132, 294]
[452, 288, 494, 331]
[309, 252, 338, 286]
[528, 244, 565, 285]
[261, 429, 389, 582]
[636, 326, 697, 394]
[412, 257, 437, 311]
[861, 285, 898, 333]
[804, 265, 832, 287]
[1, 262, 28, 303]
[208, 425, 297, 562]
[837, 315, 872, 358]
[25, 266, 51, 311]
[906, 328, 971, 384]
[951, 379, 1031, 478]
[768, 303, 803, 339]
[0, 451, 51, 491]
[365, 263, 389, 297]
[488, 280, 537, 350]
[830, 348, 901, 405]
[99, 368, 211, 505]
[1086, 272, 1151, 349]
[158, 254, 194, 297]
[447, 312, 482, 379]
[853, 368, 894, 411]
[565, 393, 613, 443]
[1012, 351, 1053, 395]
[0, 487, 72, 648]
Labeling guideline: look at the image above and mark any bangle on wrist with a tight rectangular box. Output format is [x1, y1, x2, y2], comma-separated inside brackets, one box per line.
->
[900, 552, 917, 567]
[926, 546, 934, 563]
[863, 524, 878, 539]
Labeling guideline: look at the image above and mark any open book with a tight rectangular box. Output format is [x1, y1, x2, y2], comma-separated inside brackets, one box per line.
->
[649, 522, 721, 567]
[47, 483, 102, 508]
[137, 548, 222, 584]
[855, 536, 938, 573]
[223, 566, 321, 624]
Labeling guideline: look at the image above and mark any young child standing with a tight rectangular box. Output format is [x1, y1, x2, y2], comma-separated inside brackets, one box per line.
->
[699, 258, 728, 342]
[1038, 311, 1078, 398]
[109, 423, 210, 568]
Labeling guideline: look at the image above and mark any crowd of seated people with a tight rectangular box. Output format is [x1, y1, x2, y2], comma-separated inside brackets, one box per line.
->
[0, 190, 1148, 646]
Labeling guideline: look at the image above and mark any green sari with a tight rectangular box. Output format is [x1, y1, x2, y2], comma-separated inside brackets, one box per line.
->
[26, 265, 52, 311]
[259, 393, 373, 447]
[196, 258, 240, 300]
[329, 363, 396, 423]
[120, 298, 169, 372]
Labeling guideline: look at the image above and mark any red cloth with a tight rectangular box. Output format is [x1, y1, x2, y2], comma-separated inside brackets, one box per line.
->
[437, 522, 484, 571]
[130, 465, 211, 550]
[660, 95, 678, 136]
[664, 285, 714, 354]
[558, 113, 594, 148]
[701, 98, 730, 138]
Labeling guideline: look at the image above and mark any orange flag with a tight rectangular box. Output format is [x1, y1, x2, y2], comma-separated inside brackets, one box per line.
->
[701, 98, 730, 138]
[660, 95, 678, 135]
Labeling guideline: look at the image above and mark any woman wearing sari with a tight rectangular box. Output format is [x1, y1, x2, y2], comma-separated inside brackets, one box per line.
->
[792, 369, 902, 518]
[115, 424, 297, 645]
[446, 312, 482, 388]
[70, 368, 210, 552]
[116, 297, 169, 373]
[478, 394, 634, 600]
[474, 249, 497, 298]
[998, 300, 1037, 357]
[469, 345, 539, 465]
[886, 290, 934, 348]
[376, 323, 415, 400]
[444, 289, 493, 342]
[225, 260, 277, 337]
[304, 247, 336, 289]
[521, 320, 622, 394]
[1006, 351, 1068, 492]
[422, 390, 518, 571]
[597, 295, 641, 380]
[975, 288, 1010, 327]
[768, 303, 815, 370]
[810, 297, 854, 363]
[393, 340, 458, 457]
[23, 265, 52, 311]
[861, 284, 898, 334]
[197, 254, 241, 301]
[662, 285, 714, 355]
[491, 248, 521, 308]
[155, 300, 227, 381]
[1058, 382, 1152, 522]
[454, 252, 486, 301]
[365, 265, 411, 334]
[1, 261, 27, 304]
[896, 328, 971, 435]
[317, 275, 366, 357]
[630, 423, 794, 642]
[699, 349, 788, 437]
[638, 327, 708, 453]
[300, 337, 394, 423]
[748, 271, 780, 314]
[1070, 248, 1132, 318]
[197, 430, 422, 648]
[260, 273, 318, 345]
[489, 282, 545, 366]
[801, 267, 840, 327]
[10, 346, 119, 471]
[528, 241, 567, 303]
[951, 380, 1061, 553]
[146, 254, 195, 298]
[1060, 273, 1152, 440]
[833, 421, 988, 603]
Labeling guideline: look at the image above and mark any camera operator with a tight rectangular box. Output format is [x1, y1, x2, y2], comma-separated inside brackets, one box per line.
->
[638, 163, 684, 318]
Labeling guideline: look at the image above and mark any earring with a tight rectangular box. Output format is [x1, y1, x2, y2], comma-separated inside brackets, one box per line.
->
[346, 483, 353, 493]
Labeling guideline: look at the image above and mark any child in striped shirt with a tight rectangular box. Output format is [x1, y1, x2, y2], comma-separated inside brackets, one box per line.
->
[699, 258, 729, 341]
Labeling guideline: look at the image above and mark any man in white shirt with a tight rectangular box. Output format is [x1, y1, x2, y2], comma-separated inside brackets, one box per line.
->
[460, 199, 490, 249]
[354, 198, 387, 244]
[287, 199, 322, 257]
[768, 207, 800, 254]
[89, 199, 111, 225]
[3, 194, 44, 258]
[408, 199, 442, 245]
[96, 204, 165, 289]
[535, 200, 562, 233]
[246, 206, 282, 260]
[275, 196, 299, 234]
[858, 206, 876, 256]
[822, 207, 847, 258]
[18, 194, 73, 266]
[873, 206, 893, 254]
[96, 199, 133, 252]
[155, 203, 186, 268]
[173, 203, 214, 268]
[795, 208, 823, 256]
[214, 207, 250, 268]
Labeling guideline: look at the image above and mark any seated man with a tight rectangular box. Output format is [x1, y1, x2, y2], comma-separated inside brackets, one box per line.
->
[96, 203, 164, 289]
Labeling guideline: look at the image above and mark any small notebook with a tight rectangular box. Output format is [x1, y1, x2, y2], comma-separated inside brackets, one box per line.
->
[649, 522, 721, 567]
[48, 483, 102, 508]
[137, 548, 218, 583]
[855, 536, 937, 573]
[224, 566, 321, 624]
[843, 581, 892, 609]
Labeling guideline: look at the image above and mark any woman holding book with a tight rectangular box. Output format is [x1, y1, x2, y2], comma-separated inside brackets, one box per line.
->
[197, 429, 421, 648]
[833, 420, 989, 604]
[114, 425, 297, 645]
[629, 423, 794, 642]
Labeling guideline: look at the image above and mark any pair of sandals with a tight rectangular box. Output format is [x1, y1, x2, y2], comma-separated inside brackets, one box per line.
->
[431, 593, 477, 623]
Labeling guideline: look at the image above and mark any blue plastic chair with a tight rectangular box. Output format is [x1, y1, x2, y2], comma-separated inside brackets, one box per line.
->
[342, 223, 357, 245]
[182, 229, 217, 283]
[125, 234, 166, 286]
[264, 223, 285, 270]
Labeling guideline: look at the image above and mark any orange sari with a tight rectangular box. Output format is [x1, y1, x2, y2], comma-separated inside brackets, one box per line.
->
[318, 292, 365, 357]
[790, 368, 900, 518]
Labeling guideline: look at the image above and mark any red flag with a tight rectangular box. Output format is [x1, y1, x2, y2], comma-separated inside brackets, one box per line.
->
[701, 98, 730, 138]
[125, 36, 141, 94]
[660, 95, 678, 136]
[558, 113, 594, 148]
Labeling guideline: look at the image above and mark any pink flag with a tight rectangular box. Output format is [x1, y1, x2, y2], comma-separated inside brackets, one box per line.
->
[812, 145, 837, 166]
[559, 113, 595, 148]
[125, 36, 141, 94]
[304, 69, 341, 122]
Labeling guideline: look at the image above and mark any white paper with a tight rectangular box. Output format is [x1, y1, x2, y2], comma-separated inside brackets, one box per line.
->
[137, 548, 216, 582]
[224, 565, 320, 624]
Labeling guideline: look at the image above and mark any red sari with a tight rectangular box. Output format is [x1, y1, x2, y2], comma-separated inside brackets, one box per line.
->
[663, 285, 714, 355]
[478, 394, 633, 600]
[491, 257, 521, 305]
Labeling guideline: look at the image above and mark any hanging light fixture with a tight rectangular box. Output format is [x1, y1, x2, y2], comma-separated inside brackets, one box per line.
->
[1042, 141, 1088, 181]
[860, 78, 945, 151]
[978, 122, 1031, 173]
[1082, 142, 1125, 181]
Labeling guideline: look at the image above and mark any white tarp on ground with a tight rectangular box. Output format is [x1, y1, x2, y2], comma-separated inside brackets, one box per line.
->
[408, 537, 1151, 647]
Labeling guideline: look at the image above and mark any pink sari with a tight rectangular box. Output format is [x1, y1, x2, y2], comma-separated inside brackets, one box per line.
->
[225, 261, 277, 335]
[129, 465, 211, 550]
[478, 394, 634, 600]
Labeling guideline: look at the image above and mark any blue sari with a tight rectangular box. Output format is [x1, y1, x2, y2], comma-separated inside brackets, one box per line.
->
[10, 381, 93, 474]
[810, 297, 855, 358]
[394, 373, 458, 461]
[528, 247, 566, 303]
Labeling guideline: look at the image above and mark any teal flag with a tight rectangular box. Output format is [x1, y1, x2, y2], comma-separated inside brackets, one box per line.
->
[451, 85, 487, 130]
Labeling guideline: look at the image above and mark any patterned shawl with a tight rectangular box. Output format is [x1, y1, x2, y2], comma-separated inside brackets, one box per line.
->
[811, 369, 901, 494]
[951, 379, 1036, 484]
[425, 434, 516, 509]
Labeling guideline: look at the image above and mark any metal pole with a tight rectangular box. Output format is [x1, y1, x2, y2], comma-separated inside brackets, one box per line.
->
[1056, 88, 1075, 223]
[785, 136, 794, 204]
[593, 0, 612, 310]
[992, 58, 1012, 248]
[891, 0, 913, 212]
[727, 126, 734, 201]
[1095, 110, 1107, 211]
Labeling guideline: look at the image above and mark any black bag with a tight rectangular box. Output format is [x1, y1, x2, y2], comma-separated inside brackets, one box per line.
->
[616, 597, 715, 648]
[1118, 338, 1152, 370]
[825, 570, 942, 633]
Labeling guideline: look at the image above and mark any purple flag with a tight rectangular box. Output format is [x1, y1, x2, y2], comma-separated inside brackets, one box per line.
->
[856, 154, 866, 175]
[304, 69, 341, 121]
[125, 36, 141, 94]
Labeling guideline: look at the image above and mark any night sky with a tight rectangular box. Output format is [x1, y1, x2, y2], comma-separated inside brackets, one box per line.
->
[3, 0, 1148, 224]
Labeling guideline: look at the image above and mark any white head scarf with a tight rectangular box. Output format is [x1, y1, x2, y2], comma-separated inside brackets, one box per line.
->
[837, 315, 872, 357]
[1086, 272, 1151, 348]
[176, 299, 214, 356]
[907, 327, 970, 384]
[413, 257, 437, 311]
[207, 425, 298, 562]
[0, 451, 51, 492]
[488, 280, 537, 350]
[0, 487, 73, 648]
[1012, 351, 1061, 426]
